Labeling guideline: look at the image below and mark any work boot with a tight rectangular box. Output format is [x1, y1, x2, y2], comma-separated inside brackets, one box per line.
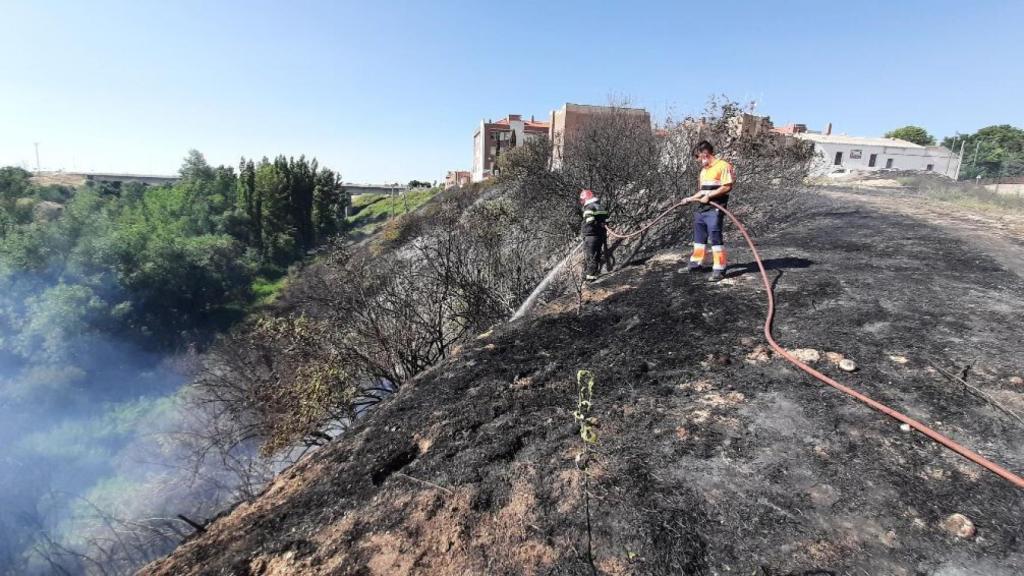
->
[678, 262, 704, 274]
[708, 269, 726, 282]
[585, 274, 598, 282]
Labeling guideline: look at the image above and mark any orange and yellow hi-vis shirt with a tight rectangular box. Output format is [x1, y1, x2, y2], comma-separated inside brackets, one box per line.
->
[698, 157, 735, 208]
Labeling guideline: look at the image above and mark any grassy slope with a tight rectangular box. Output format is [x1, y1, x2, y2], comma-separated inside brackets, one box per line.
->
[346, 188, 440, 236]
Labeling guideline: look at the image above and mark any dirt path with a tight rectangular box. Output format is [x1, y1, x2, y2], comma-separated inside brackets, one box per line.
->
[821, 186, 1024, 281]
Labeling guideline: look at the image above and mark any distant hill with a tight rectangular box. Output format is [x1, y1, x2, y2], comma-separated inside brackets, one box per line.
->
[30, 171, 88, 188]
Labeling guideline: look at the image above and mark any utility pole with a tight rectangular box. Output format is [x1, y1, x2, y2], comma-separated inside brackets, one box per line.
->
[944, 133, 958, 175]
[953, 139, 966, 181]
[34, 142, 40, 172]
[972, 140, 981, 169]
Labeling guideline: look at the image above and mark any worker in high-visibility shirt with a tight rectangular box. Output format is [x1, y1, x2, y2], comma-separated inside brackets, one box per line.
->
[682, 140, 734, 282]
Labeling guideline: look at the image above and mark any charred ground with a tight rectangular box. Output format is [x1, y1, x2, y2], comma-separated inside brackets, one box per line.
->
[143, 190, 1024, 575]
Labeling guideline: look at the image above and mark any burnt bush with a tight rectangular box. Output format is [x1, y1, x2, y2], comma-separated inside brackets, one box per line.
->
[185, 98, 816, 461]
[194, 315, 356, 456]
[661, 98, 817, 239]
[192, 186, 548, 456]
[497, 98, 817, 270]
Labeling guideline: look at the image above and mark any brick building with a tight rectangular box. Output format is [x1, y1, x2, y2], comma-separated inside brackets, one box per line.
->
[728, 113, 774, 140]
[444, 170, 471, 190]
[683, 113, 776, 143]
[771, 123, 809, 135]
[548, 103, 651, 168]
[468, 103, 653, 180]
[471, 114, 550, 182]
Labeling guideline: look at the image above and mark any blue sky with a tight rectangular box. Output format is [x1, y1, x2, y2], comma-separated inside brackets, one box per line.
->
[1, 0, 1021, 183]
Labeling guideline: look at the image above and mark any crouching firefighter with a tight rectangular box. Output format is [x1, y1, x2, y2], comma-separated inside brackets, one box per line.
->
[682, 140, 734, 282]
[579, 189, 609, 281]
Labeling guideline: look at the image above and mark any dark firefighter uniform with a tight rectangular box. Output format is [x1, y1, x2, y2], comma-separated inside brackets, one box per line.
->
[581, 198, 609, 280]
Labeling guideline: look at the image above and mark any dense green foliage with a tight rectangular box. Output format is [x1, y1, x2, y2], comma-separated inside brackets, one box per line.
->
[884, 125, 936, 146]
[0, 151, 348, 574]
[943, 124, 1024, 180]
[0, 152, 348, 361]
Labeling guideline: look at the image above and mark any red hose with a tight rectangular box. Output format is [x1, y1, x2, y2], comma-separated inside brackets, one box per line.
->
[606, 198, 691, 240]
[605, 200, 1024, 489]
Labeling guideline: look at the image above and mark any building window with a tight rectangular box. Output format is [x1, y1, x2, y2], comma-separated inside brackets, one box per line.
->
[885, 158, 894, 168]
[834, 151, 843, 165]
[850, 149, 862, 159]
[927, 164, 934, 171]
[868, 154, 877, 167]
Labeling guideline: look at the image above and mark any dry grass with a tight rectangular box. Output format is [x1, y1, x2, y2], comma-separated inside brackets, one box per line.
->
[896, 175, 1024, 214]
[29, 171, 87, 188]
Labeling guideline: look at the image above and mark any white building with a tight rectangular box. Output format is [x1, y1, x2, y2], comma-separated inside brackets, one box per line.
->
[795, 133, 961, 178]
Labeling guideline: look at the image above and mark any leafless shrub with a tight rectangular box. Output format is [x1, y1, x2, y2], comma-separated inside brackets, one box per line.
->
[181, 97, 816, 454]
[559, 244, 587, 315]
[194, 188, 554, 457]
[191, 314, 356, 457]
[160, 99, 817, 563]
[497, 97, 816, 267]
[295, 248, 471, 384]
[497, 138, 578, 255]
[30, 491, 193, 576]
[660, 97, 816, 238]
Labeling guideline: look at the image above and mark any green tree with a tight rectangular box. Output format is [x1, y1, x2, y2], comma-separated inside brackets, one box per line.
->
[234, 158, 259, 248]
[289, 156, 317, 253]
[173, 152, 236, 236]
[0, 222, 53, 272]
[256, 157, 294, 266]
[0, 149, 344, 354]
[0, 207, 11, 239]
[0, 167, 31, 207]
[15, 283, 104, 363]
[313, 167, 344, 241]
[884, 125, 936, 146]
[179, 149, 216, 183]
[943, 124, 1024, 180]
[116, 233, 252, 343]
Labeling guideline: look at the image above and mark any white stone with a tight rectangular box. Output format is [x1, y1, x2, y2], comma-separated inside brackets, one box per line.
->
[789, 348, 820, 363]
[942, 513, 976, 539]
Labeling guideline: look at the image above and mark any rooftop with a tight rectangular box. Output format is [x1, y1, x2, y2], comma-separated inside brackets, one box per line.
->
[559, 102, 649, 115]
[794, 133, 925, 148]
[492, 116, 550, 130]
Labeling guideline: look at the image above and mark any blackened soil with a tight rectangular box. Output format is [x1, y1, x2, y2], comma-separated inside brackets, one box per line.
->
[142, 198, 1024, 576]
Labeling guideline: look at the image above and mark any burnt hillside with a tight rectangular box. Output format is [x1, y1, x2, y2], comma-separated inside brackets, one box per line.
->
[142, 195, 1024, 575]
